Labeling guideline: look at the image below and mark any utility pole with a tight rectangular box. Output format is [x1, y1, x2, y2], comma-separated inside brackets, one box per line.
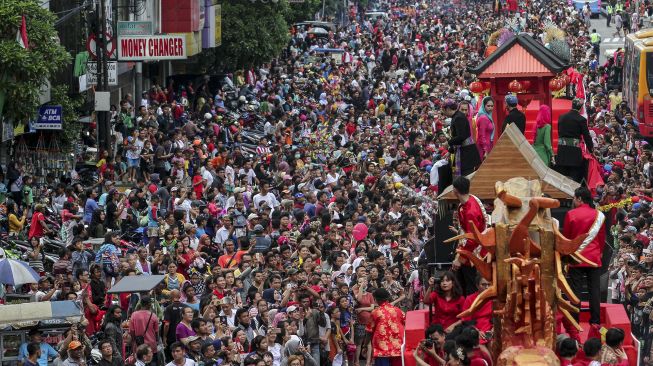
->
[95, 0, 107, 155]
[97, 0, 111, 155]
[133, 0, 143, 110]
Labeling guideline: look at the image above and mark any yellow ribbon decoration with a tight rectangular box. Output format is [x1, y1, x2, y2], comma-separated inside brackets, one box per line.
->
[597, 197, 633, 212]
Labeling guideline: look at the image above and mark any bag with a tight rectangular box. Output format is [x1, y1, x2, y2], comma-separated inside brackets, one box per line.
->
[134, 312, 154, 345]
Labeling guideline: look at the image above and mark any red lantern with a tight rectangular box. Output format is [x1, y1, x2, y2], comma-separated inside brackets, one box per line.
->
[483, 81, 491, 91]
[518, 94, 533, 108]
[549, 78, 562, 91]
[562, 74, 571, 85]
[469, 81, 484, 94]
[522, 80, 531, 91]
[508, 79, 523, 93]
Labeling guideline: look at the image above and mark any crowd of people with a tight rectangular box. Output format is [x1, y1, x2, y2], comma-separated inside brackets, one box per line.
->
[2, 0, 653, 365]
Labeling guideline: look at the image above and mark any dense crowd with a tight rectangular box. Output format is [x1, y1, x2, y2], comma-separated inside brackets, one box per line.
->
[2, 0, 653, 365]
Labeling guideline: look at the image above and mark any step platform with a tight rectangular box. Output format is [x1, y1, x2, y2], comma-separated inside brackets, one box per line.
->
[402, 302, 638, 366]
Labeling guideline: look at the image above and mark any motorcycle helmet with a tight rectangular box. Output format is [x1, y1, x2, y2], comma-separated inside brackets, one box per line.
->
[204, 113, 212, 120]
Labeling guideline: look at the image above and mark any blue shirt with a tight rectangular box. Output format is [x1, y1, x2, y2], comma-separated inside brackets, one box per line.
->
[18, 342, 59, 366]
[84, 198, 99, 223]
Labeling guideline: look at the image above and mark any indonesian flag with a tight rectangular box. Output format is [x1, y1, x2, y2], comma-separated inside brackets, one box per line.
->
[16, 15, 28, 49]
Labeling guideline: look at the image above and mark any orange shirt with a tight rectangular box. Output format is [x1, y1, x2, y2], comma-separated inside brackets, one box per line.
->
[367, 302, 405, 357]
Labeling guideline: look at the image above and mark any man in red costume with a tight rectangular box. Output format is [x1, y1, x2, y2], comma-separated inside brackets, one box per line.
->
[367, 288, 405, 366]
[452, 176, 488, 295]
[563, 187, 606, 337]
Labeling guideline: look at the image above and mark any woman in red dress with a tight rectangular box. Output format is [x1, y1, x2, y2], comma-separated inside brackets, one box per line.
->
[462, 275, 493, 344]
[424, 271, 465, 332]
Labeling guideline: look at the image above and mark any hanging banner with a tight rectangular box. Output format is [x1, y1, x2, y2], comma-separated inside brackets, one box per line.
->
[117, 35, 187, 61]
[215, 4, 222, 46]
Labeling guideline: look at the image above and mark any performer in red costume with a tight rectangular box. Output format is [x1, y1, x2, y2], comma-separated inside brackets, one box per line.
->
[451, 176, 488, 295]
[563, 187, 606, 337]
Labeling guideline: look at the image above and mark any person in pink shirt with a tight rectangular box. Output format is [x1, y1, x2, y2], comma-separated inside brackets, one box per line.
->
[475, 96, 495, 159]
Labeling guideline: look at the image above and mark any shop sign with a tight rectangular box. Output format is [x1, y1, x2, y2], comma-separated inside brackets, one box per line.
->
[117, 35, 187, 61]
[34, 105, 62, 130]
[86, 61, 118, 86]
[117, 21, 153, 36]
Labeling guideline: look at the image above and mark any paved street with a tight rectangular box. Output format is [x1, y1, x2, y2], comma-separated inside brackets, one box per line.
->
[590, 15, 625, 62]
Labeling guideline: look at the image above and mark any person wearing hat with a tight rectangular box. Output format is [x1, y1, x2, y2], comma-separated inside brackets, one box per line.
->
[368, 288, 405, 366]
[444, 99, 480, 177]
[18, 328, 59, 366]
[555, 98, 594, 183]
[61, 340, 86, 366]
[502, 94, 526, 135]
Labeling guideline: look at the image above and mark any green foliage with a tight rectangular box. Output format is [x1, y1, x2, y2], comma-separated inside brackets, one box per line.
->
[203, 0, 290, 72]
[0, 0, 70, 123]
[283, 0, 322, 24]
[49, 85, 82, 151]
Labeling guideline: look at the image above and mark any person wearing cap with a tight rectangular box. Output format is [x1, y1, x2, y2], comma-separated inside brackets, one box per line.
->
[367, 288, 405, 366]
[501, 94, 526, 135]
[18, 329, 59, 366]
[61, 340, 86, 366]
[555, 98, 594, 183]
[444, 99, 481, 177]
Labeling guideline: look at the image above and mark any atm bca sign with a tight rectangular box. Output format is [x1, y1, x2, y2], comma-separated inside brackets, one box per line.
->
[117, 35, 187, 61]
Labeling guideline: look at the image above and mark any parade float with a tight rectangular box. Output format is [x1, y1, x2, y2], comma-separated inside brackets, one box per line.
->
[406, 125, 639, 366]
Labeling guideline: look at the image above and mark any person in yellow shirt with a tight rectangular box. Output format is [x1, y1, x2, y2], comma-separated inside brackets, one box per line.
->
[7, 200, 27, 236]
[609, 90, 622, 112]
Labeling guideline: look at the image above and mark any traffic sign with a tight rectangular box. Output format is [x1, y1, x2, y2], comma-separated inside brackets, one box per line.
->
[86, 62, 118, 86]
[34, 105, 62, 130]
[86, 32, 117, 60]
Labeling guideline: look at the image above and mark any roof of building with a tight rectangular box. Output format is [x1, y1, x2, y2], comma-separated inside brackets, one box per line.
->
[470, 34, 569, 78]
[437, 123, 579, 201]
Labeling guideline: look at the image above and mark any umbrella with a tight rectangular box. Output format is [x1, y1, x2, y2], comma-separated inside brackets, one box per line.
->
[308, 27, 329, 36]
[0, 258, 40, 286]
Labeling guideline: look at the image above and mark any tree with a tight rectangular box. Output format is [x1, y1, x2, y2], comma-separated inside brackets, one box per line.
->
[0, 0, 70, 123]
[283, 0, 322, 24]
[49, 85, 82, 151]
[202, 0, 290, 72]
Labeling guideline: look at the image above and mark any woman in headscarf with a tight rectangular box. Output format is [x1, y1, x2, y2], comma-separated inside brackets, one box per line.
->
[340, 263, 353, 285]
[533, 105, 554, 166]
[475, 96, 495, 159]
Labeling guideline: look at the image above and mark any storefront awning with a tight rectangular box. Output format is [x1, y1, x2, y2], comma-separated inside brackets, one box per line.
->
[0, 301, 82, 324]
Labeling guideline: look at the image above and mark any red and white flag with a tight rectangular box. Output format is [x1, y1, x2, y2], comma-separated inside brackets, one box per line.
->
[16, 15, 28, 49]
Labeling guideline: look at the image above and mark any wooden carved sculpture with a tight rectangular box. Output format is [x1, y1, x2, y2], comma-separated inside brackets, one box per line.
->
[446, 178, 592, 366]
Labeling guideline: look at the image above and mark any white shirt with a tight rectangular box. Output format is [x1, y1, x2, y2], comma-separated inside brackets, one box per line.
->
[238, 168, 257, 185]
[253, 192, 279, 210]
[202, 169, 214, 187]
[165, 359, 196, 366]
[214, 226, 230, 245]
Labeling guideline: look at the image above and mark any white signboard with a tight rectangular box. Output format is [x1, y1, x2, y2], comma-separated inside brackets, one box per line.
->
[95, 92, 111, 112]
[117, 35, 187, 61]
[86, 62, 118, 86]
